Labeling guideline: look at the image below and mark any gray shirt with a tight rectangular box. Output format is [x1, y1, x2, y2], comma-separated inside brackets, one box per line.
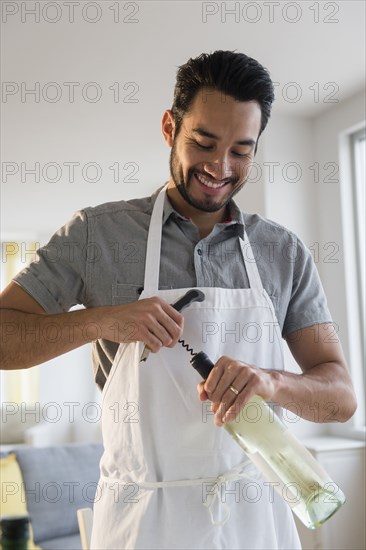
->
[14, 185, 332, 390]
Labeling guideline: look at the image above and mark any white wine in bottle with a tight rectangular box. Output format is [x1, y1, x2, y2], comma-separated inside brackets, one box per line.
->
[191, 352, 346, 529]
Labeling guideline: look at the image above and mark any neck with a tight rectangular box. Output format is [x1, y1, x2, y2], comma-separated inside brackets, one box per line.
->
[166, 182, 228, 239]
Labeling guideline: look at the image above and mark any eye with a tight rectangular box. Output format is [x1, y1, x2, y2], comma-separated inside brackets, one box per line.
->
[233, 152, 251, 158]
[195, 142, 212, 150]
[193, 140, 251, 158]
[188, 139, 212, 150]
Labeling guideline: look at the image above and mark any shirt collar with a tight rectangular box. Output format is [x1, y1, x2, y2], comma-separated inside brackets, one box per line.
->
[150, 184, 245, 238]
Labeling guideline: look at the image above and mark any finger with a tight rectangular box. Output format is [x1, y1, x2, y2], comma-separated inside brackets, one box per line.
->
[203, 356, 231, 396]
[140, 327, 166, 353]
[222, 385, 257, 423]
[220, 369, 271, 424]
[211, 402, 220, 413]
[214, 368, 256, 424]
[207, 358, 244, 402]
[161, 301, 185, 327]
[145, 316, 175, 347]
[138, 312, 183, 352]
[136, 320, 174, 353]
[197, 382, 208, 401]
[215, 380, 245, 425]
[155, 307, 184, 346]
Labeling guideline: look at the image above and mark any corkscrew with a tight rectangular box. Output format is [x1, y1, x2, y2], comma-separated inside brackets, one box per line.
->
[140, 289, 205, 362]
[177, 337, 215, 380]
[178, 339, 196, 357]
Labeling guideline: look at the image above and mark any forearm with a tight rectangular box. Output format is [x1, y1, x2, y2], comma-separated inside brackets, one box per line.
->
[0, 307, 109, 370]
[0, 297, 184, 370]
[202, 341, 357, 426]
[269, 361, 357, 423]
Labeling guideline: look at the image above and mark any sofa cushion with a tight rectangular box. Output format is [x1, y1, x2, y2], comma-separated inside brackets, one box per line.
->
[35, 532, 82, 549]
[13, 443, 103, 544]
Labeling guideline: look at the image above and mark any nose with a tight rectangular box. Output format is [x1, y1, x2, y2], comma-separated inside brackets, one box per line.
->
[202, 154, 233, 181]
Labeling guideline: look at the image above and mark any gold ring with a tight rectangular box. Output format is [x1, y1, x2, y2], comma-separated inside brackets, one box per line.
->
[229, 385, 239, 396]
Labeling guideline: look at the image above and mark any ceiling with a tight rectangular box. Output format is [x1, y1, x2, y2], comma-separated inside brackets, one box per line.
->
[156, 0, 366, 117]
[2, 0, 365, 120]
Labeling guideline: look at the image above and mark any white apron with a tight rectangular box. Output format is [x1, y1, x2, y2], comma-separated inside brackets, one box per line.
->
[91, 185, 301, 550]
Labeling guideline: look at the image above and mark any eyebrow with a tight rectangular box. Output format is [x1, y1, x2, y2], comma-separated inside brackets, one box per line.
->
[191, 127, 256, 147]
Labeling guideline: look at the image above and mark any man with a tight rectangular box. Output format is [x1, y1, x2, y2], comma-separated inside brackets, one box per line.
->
[0, 51, 357, 549]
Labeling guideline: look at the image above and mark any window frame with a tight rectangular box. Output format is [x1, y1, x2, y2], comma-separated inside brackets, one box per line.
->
[332, 121, 366, 438]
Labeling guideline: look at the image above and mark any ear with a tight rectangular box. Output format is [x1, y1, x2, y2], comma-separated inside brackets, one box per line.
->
[162, 110, 175, 147]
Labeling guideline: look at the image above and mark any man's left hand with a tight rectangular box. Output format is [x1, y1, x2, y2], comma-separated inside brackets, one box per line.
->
[196, 355, 276, 426]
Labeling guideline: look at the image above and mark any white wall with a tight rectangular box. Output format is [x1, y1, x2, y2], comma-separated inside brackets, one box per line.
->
[262, 115, 318, 242]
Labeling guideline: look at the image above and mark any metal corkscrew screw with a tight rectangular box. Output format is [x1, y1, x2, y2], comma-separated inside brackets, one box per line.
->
[178, 339, 197, 357]
[178, 338, 216, 381]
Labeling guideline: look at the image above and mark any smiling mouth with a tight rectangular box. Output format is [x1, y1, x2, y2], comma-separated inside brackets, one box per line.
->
[194, 172, 230, 189]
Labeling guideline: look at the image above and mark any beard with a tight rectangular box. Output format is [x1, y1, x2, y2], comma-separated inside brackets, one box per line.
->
[169, 139, 246, 213]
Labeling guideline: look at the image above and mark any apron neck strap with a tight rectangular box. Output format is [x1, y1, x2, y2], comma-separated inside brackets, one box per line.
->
[143, 184, 264, 292]
[143, 184, 167, 293]
[238, 235, 264, 291]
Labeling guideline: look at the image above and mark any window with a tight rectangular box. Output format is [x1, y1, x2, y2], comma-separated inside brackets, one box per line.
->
[351, 128, 365, 355]
[338, 124, 366, 433]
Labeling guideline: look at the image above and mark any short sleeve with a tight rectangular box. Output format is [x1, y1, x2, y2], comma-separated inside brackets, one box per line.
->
[282, 235, 333, 337]
[13, 210, 88, 314]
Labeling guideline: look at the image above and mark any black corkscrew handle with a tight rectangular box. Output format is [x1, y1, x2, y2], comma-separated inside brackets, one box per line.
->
[190, 351, 215, 380]
[171, 289, 205, 313]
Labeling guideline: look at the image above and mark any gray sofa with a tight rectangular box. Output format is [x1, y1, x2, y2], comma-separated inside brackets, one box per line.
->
[1, 443, 104, 549]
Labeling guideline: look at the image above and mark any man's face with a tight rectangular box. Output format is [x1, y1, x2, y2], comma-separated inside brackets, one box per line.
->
[168, 88, 262, 212]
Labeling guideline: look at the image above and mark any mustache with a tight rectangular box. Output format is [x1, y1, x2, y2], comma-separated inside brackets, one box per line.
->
[189, 170, 238, 185]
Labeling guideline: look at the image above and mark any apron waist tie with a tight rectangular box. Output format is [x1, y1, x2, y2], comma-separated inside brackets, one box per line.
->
[101, 459, 258, 527]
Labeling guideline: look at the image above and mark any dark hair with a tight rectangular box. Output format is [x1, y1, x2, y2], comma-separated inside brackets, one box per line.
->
[171, 50, 275, 140]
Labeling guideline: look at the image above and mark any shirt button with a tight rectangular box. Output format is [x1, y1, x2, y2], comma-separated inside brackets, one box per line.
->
[197, 249, 202, 256]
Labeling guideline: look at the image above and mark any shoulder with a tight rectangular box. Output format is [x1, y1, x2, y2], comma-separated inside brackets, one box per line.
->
[63, 193, 159, 239]
[242, 212, 304, 263]
[243, 212, 297, 243]
[240, 211, 316, 290]
[80, 194, 155, 221]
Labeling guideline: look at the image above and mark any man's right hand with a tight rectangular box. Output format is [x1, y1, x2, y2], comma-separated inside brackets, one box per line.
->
[0, 282, 184, 370]
[100, 297, 184, 352]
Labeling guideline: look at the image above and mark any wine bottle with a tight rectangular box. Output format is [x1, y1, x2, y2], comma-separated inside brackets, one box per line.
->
[191, 351, 346, 529]
[0, 516, 29, 550]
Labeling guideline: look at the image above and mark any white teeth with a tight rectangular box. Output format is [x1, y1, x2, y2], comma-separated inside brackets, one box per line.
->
[196, 173, 227, 189]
